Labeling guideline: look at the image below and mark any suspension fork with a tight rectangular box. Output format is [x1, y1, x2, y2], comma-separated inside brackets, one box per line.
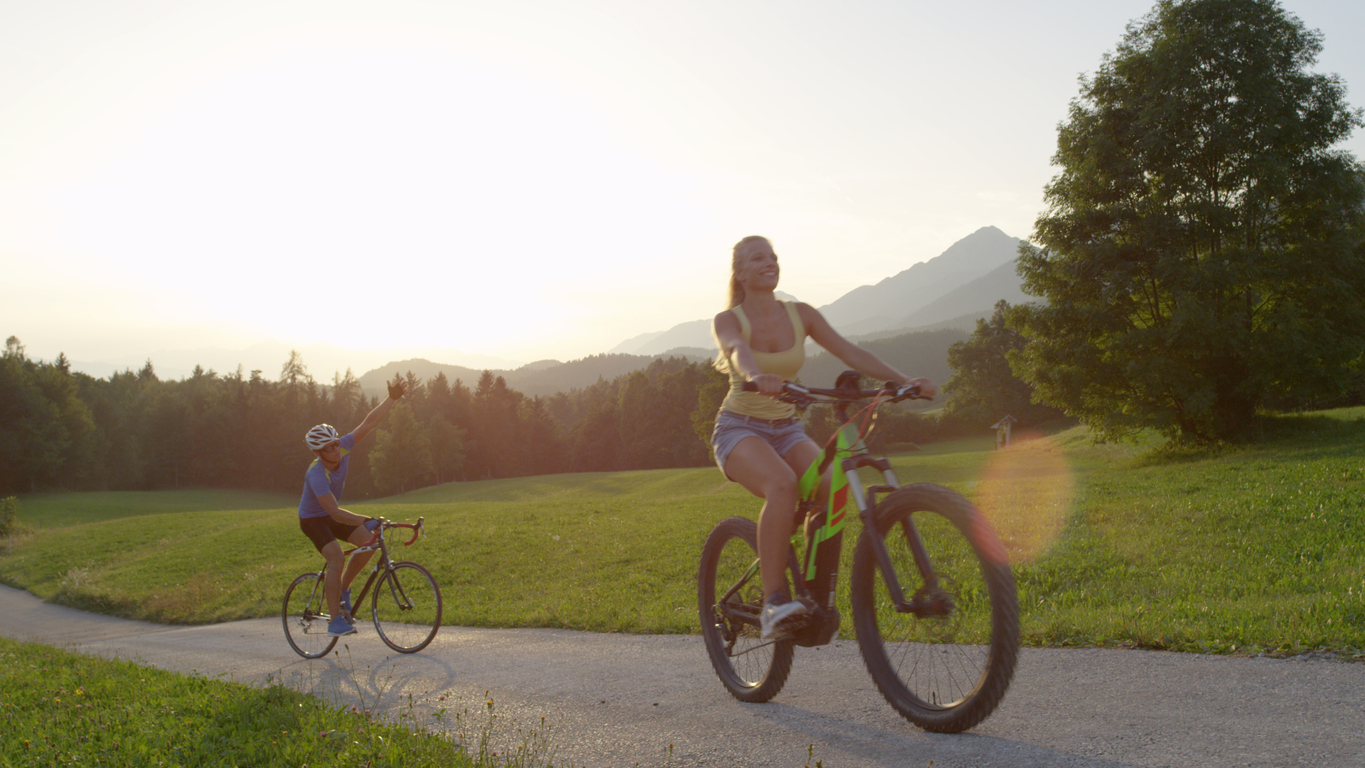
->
[848, 459, 938, 614]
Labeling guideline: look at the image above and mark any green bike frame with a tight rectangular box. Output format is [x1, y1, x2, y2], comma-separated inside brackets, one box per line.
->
[793, 397, 903, 611]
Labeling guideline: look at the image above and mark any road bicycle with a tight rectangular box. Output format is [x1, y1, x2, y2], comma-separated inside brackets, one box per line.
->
[698, 373, 1020, 733]
[283, 517, 442, 658]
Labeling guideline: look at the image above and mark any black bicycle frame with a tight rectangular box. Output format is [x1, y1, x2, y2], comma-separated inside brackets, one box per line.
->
[313, 528, 412, 617]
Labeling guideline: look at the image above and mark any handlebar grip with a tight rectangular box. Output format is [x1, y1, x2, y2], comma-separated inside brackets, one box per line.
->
[403, 518, 423, 546]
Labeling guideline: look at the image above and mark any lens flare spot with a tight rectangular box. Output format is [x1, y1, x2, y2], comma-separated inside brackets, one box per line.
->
[973, 432, 1075, 564]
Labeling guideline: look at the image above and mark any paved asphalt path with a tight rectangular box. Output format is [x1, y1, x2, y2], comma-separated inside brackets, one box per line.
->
[4, 583, 1362, 767]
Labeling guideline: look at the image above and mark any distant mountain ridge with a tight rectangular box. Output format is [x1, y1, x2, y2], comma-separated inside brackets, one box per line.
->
[609, 291, 800, 356]
[67, 340, 519, 386]
[612, 226, 1025, 356]
[71, 225, 1028, 399]
[358, 351, 712, 398]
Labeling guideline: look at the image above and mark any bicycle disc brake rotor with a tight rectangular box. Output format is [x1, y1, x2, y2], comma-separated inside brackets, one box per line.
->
[912, 575, 963, 642]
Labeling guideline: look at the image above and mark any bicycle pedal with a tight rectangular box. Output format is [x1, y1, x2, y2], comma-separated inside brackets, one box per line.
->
[761, 626, 795, 643]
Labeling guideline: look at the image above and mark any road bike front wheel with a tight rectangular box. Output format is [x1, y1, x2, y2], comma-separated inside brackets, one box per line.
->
[371, 561, 442, 653]
[697, 516, 794, 703]
[850, 484, 1019, 733]
[282, 572, 339, 659]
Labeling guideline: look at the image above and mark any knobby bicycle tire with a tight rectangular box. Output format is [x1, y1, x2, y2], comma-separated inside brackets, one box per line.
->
[371, 561, 442, 653]
[697, 516, 794, 702]
[850, 484, 1020, 733]
[283, 572, 339, 659]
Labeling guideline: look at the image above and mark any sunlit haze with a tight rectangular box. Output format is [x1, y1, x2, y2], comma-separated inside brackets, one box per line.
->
[4, 0, 1363, 380]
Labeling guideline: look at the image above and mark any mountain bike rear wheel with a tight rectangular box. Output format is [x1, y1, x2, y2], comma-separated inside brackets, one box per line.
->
[698, 516, 794, 702]
[372, 561, 442, 653]
[282, 572, 339, 659]
[850, 484, 1019, 733]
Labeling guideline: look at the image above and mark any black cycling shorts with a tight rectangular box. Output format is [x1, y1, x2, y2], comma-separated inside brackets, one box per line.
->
[299, 515, 362, 554]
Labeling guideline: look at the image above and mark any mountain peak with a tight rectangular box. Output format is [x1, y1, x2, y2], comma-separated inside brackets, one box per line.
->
[819, 227, 1021, 330]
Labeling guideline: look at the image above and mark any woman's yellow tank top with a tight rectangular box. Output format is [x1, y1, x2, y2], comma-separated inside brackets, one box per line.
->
[720, 301, 806, 420]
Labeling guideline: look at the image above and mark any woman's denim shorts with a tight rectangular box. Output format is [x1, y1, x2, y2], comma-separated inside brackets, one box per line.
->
[711, 409, 813, 479]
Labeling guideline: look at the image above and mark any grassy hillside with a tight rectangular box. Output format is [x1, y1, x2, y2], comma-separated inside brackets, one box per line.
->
[3, 410, 1362, 657]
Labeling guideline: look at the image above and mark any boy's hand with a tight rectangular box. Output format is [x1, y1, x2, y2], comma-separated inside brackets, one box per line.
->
[387, 377, 407, 400]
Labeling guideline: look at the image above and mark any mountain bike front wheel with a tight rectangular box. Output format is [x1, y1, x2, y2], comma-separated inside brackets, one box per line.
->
[371, 561, 443, 653]
[282, 572, 339, 659]
[850, 484, 1019, 733]
[697, 516, 794, 703]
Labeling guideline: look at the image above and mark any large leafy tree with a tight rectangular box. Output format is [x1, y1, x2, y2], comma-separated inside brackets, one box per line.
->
[944, 301, 1064, 429]
[1014, 0, 1365, 441]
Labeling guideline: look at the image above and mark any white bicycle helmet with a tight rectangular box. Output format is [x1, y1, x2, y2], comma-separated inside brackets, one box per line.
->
[305, 423, 340, 450]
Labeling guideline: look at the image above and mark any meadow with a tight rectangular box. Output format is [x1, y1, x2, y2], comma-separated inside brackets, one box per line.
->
[4, 408, 1363, 658]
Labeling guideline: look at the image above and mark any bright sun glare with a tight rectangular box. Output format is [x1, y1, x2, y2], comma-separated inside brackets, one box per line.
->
[973, 433, 1076, 564]
[47, 26, 708, 353]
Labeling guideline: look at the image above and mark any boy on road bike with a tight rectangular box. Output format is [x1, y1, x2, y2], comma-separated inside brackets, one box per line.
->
[298, 377, 408, 637]
[710, 235, 937, 641]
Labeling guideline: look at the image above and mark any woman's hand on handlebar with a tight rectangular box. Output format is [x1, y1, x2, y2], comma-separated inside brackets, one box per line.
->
[890, 377, 937, 400]
[747, 373, 785, 398]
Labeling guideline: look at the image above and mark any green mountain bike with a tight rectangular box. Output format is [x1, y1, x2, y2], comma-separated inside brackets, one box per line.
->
[698, 373, 1020, 733]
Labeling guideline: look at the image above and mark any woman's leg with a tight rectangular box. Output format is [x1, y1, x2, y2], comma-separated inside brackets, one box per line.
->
[723, 435, 803, 601]
[781, 439, 826, 538]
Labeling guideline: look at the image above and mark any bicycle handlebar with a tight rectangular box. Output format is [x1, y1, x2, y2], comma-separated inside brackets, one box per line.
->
[353, 517, 425, 550]
[382, 517, 424, 547]
[398, 517, 424, 546]
[740, 377, 930, 407]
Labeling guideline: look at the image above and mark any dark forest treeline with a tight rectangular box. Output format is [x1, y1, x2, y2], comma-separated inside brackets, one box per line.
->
[1, 331, 981, 499]
[0, 335, 735, 497]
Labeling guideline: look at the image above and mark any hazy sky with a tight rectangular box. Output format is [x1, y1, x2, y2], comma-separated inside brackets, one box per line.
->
[4, 0, 1363, 378]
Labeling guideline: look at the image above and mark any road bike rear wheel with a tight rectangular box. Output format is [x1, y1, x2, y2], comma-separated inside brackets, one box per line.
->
[372, 561, 442, 653]
[850, 484, 1019, 733]
[282, 572, 339, 659]
[697, 516, 794, 703]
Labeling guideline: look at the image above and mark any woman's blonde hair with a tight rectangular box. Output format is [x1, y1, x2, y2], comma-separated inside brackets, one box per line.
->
[726, 235, 771, 309]
[715, 235, 772, 373]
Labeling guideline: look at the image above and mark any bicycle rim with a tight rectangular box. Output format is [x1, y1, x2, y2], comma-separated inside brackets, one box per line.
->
[697, 516, 794, 702]
[282, 572, 339, 659]
[851, 484, 1019, 733]
[372, 561, 442, 653]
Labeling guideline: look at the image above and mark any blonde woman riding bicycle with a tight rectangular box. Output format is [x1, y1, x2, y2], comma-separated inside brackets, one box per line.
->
[709, 235, 937, 640]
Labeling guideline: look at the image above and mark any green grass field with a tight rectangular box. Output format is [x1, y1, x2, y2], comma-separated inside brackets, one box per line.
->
[4, 410, 1364, 657]
[0, 635, 568, 767]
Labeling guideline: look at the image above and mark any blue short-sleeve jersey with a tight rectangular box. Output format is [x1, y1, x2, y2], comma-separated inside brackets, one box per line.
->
[298, 432, 358, 519]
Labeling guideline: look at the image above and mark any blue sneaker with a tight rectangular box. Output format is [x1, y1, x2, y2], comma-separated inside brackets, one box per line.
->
[340, 588, 353, 618]
[327, 615, 357, 637]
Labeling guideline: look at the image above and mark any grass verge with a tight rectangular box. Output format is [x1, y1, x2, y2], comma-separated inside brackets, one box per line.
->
[0, 635, 573, 767]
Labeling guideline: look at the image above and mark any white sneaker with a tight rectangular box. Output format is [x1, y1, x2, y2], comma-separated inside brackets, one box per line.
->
[760, 598, 806, 641]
